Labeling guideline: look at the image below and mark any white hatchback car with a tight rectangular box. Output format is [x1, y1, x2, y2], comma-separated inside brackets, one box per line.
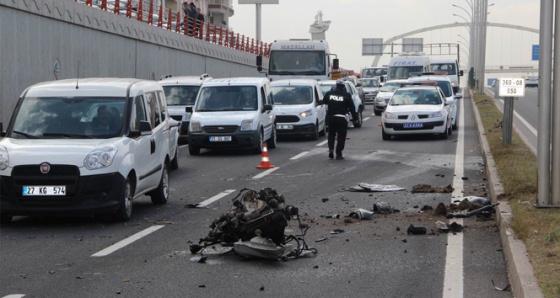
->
[159, 74, 212, 143]
[0, 78, 178, 223]
[187, 77, 276, 155]
[381, 85, 452, 140]
[318, 80, 364, 128]
[373, 79, 408, 116]
[407, 75, 462, 130]
[270, 79, 326, 140]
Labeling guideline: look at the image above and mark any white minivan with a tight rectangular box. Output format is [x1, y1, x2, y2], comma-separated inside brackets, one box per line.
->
[270, 79, 326, 140]
[0, 78, 178, 223]
[187, 77, 276, 155]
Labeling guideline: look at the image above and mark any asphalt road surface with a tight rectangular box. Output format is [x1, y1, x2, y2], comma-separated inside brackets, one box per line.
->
[1, 91, 512, 298]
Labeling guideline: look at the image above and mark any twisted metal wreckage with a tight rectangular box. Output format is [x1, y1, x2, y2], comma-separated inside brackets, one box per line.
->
[190, 187, 317, 261]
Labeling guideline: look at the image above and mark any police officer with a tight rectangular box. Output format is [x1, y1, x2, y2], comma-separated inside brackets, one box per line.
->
[323, 79, 358, 160]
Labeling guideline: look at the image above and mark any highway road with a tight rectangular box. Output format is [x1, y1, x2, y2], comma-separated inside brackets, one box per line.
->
[0, 92, 512, 298]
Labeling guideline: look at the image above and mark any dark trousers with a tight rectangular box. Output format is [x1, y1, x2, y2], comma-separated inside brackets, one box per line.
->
[328, 116, 348, 156]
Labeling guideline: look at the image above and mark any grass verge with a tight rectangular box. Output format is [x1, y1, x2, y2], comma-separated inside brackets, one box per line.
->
[473, 91, 560, 298]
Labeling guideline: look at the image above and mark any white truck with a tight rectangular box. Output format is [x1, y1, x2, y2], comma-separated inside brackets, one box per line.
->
[430, 58, 464, 93]
[259, 39, 339, 81]
[386, 52, 432, 81]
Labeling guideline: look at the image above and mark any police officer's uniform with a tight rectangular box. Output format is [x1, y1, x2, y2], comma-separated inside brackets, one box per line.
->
[323, 80, 358, 160]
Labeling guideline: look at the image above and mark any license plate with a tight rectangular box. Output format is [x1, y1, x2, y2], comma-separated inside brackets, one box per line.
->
[404, 123, 424, 128]
[276, 124, 293, 130]
[23, 186, 66, 196]
[209, 136, 232, 142]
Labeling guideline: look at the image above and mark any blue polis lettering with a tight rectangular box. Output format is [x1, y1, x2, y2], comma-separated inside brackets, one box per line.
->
[280, 45, 315, 50]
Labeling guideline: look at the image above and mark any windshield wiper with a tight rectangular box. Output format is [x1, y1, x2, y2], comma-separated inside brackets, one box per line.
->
[43, 133, 95, 139]
[12, 130, 37, 139]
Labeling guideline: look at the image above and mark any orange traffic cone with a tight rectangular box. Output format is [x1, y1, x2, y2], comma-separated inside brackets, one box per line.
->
[256, 143, 275, 169]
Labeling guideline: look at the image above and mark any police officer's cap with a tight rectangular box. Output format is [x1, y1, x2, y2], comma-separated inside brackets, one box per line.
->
[336, 79, 345, 85]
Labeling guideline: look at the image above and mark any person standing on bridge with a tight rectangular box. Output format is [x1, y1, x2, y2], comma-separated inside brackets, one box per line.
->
[323, 79, 357, 160]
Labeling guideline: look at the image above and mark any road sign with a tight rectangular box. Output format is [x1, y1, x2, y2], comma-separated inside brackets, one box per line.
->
[532, 45, 539, 61]
[498, 78, 525, 97]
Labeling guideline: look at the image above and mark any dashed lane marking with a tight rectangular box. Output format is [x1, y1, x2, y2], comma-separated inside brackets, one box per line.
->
[290, 151, 309, 160]
[91, 225, 166, 257]
[197, 189, 236, 207]
[252, 167, 280, 179]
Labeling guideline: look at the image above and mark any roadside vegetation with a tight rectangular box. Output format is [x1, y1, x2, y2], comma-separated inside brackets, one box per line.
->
[473, 91, 560, 298]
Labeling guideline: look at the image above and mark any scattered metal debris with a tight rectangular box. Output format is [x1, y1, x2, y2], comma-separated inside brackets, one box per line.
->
[407, 224, 427, 235]
[343, 183, 406, 192]
[492, 279, 511, 291]
[190, 187, 316, 261]
[446, 203, 499, 219]
[373, 201, 399, 213]
[349, 208, 374, 220]
[330, 229, 345, 234]
[411, 183, 454, 193]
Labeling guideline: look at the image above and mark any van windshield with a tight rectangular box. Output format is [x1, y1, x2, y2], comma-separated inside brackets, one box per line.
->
[271, 86, 313, 105]
[387, 66, 424, 80]
[196, 86, 258, 111]
[431, 63, 457, 75]
[10, 97, 126, 139]
[163, 85, 200, 106]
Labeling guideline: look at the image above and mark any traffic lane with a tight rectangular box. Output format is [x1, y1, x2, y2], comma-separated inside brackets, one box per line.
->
[0, 110, 508, 298]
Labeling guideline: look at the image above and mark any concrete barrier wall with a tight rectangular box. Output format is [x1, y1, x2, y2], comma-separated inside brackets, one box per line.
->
[0, 0, 265, 124]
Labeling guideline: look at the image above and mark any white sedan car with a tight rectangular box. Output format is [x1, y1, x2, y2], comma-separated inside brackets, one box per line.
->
[407, 75, 462, 130]
[381, 85, 452, 140]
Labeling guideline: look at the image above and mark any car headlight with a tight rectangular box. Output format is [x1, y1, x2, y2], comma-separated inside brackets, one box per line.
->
[240, 119, 253, 131]
[0, 146, 9, 170]
[374, 97, 382, 103]
[84, 145, 118, 170]
[383, 112, 397, 119]
[299, 109, 313, 118]
[430, 111, 444, 118]
[190, 120, 202, 132]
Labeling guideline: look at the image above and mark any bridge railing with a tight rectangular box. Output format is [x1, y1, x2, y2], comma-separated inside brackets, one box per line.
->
[78, 0, 271, 57]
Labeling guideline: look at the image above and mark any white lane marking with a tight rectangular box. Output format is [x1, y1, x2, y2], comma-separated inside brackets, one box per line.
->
[3, 295, 25, 298]
[290, 151, 309, 160]
[252, 167, 280, 179]
[443, 95, 465, 298]
[363, 116, 371, 122]
[91, 225, 166, 257]
[316, 140, 328, 147]
[197, 189, 236, 207]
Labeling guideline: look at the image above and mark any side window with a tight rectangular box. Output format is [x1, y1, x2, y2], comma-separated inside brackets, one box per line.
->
[131, 95, 147, 131]
[156, 91, 167, 121]
[260, 87, 267, 111]
[146, 92, 161, 127]
[314, 87, 320, 106]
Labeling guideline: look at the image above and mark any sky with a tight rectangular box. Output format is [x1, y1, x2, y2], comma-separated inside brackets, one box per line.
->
[228, 0, 540, 74]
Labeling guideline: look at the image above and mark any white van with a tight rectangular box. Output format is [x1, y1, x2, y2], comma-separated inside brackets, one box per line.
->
[430, 59, 463, 93]
[187, 77, 276, 155]
[0, 78, 178, 223]
[387, 52, 432, 81]
[159, 74, 212, 143]
[270, 79, 326, 140]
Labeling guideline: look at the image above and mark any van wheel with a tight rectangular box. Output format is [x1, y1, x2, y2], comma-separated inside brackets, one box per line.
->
[170, 147, 179, 170]
[150, 164, 169, 205]
[189, 144, 200, 155]
[353, 110, 363, 128]
[310, 123, 319, 140]
[267, 126, 277, 149]
[382, 128, 391, 141]
[114, 176, 133, 222]
[253, 131, 264, 154]
[319, 119, 327, 136]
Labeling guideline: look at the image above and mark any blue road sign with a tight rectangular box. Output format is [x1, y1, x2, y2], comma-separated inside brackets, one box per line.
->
[532, 45, 539, 61]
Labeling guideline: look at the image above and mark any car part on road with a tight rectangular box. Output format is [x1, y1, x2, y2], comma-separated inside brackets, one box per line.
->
[190, 187, 317, 261]
[407, 224, 427, 235]
[349, 208, 374, 220]
[446, 203, 500, 219]
[343, 183, 406, 192]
